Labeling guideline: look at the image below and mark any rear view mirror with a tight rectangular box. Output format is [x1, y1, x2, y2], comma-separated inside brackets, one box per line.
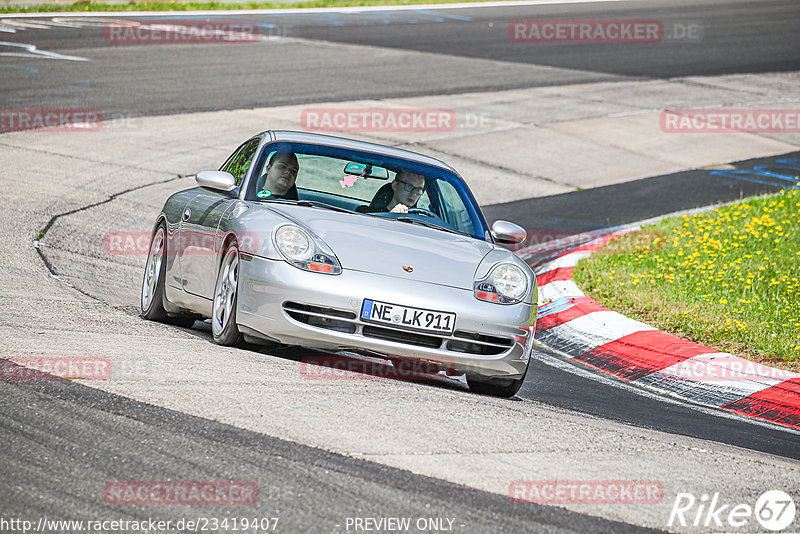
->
[343, 162, 389, 180]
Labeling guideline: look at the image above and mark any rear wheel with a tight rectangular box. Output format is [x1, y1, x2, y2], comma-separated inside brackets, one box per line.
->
[141, 225, 168, 322]
[466, 365, 529, 398]
[141, 224, 196, 328]
[212, 242, 243, 346]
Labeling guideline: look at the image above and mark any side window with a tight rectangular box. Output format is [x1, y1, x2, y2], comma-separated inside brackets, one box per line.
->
[437, 179, 474, 235]
[220, 139, 260, 186]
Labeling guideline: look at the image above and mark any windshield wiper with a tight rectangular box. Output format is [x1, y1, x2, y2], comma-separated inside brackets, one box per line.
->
[294, 200, 352, 213]
[257, 198, 352, 214]
[395, 216, 460, 235]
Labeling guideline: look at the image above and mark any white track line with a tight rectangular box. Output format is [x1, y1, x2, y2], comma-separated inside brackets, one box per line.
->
[1, 0, 630, 18]
[0, 41, 89, 60]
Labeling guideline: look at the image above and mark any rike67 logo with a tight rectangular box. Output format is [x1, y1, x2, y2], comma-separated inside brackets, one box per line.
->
[668, 490, 796, 531]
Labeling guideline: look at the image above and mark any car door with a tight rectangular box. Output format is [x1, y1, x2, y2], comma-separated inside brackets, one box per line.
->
[179, 138, 260, 299]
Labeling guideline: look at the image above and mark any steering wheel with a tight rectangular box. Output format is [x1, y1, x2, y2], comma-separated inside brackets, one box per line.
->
[407, 207, 438, 218]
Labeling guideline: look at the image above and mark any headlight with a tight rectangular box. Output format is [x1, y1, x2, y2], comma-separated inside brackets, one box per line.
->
[273, 224, 341, 275]
[275, 226, 312, 261]
[474, 263, 528, 304]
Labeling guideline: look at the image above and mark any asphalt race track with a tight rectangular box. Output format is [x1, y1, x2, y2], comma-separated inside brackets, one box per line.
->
[2, 377, 649, 533]
[1, 0, 799, 114]
[1, 0, 799, 532]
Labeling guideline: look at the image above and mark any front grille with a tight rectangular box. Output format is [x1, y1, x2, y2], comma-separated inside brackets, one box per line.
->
[362, 325, 443, 349]
[446, 340, 506, 355]
[283, 302, 357, 334]
[282, 302, 514, 355]
[447, 330, 515, 355]
[453, 330, 514, 347]
[284, 302, 357, 320]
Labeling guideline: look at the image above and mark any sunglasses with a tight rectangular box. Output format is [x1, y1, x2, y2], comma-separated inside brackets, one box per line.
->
[396, 179, 425, 194]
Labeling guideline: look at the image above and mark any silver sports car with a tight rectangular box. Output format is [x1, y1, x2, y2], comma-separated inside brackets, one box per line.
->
[141, 131, 537, 397]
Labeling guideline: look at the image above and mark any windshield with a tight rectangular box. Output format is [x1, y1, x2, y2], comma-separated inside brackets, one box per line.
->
[244, 141, 489, 240]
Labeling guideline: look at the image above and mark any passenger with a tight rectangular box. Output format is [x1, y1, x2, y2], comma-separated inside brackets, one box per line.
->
[356, 171, 426, 214]
[257, 151, 299, 200]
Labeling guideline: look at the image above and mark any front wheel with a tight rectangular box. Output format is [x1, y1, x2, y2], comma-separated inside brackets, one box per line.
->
[212, 242, 243, 346]
[466, 365, 528, 398]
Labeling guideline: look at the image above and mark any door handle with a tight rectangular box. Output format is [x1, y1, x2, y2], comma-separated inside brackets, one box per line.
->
[182, 208, 191, 221]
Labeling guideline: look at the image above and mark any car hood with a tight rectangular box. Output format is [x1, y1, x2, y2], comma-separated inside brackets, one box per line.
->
[268, 205, 494, 289]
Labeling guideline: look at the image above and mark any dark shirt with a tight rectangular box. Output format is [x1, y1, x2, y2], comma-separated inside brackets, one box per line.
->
[255, 185, 299, 201]
[355, 183, 417, 213]
[355, 204, 389, 213]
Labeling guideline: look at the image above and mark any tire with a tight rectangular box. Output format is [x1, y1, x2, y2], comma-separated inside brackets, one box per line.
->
[141, 224, 168, 322]
[466, 364, 529, 398]
[141, 223, 197, 328]
[211, 241, 243, 346]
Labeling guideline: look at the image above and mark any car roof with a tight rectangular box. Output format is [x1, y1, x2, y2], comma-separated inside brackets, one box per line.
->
[264, 130, 459, 174]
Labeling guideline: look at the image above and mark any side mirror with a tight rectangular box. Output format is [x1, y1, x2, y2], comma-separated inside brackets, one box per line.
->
[196, 170, 236, 192]
[491, 220, 526, 245]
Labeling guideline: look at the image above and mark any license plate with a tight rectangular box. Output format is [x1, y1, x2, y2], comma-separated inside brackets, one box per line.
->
[361, 299, 456, 334]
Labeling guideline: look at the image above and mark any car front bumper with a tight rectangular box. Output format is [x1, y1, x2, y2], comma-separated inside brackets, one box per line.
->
[237, 255, 537, 379]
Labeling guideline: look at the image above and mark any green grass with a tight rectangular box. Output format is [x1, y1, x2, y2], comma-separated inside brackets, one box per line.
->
[573, 188, 800, 370]
[0, 0, 514, 13]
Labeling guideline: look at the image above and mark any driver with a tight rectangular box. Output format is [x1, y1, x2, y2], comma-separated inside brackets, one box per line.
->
[257, 151, 299, 200]
[356, 171, 425, 213]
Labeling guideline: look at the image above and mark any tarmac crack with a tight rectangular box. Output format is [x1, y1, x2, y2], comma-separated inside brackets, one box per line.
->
[33, 173, 190, 302]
